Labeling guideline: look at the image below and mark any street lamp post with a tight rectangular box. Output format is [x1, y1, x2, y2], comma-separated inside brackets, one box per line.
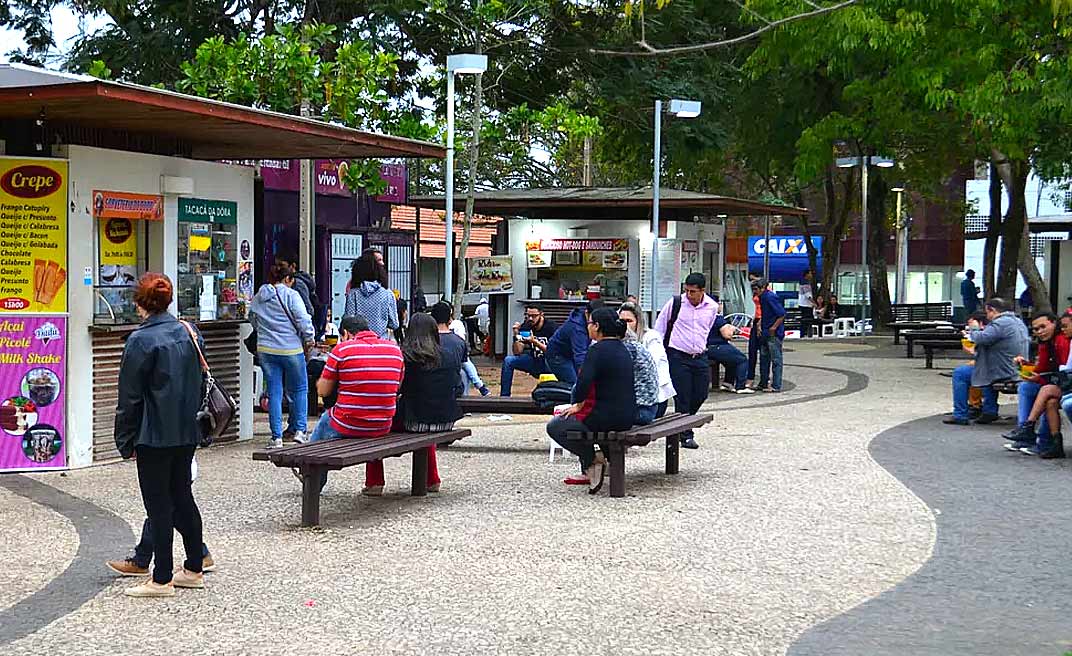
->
[891, 186, 907, 304]
[836, 154, 894, 318]
[651, 98, 701, 312]
[444, 53, 488, 300]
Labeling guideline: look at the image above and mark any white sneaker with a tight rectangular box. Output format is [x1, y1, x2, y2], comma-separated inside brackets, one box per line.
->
[292, 431, 308, 444]
[267, 438, 283, 449]
[720, 382, 734, 392]
[735, 387, 756, 394]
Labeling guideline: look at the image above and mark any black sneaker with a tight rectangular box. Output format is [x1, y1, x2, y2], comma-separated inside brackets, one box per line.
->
[1039, 433, 1065, 460]
[967, 407, 983, 420]
[1002, 422, 1036, 442]
[1003, 440, 1034, 452]
[680, 437, 699, 449]
[974, 413, 1000, 424]
[942, 417, 971, 426]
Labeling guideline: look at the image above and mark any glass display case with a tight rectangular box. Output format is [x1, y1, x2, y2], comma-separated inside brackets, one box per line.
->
[177, 221, 240, 320]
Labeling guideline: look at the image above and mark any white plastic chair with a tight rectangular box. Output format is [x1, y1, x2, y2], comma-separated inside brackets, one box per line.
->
[252, 365, 264, 409]
[849, 318, 873, 336]
[549, 437, 567, 463]
[834, 317, 856, 337]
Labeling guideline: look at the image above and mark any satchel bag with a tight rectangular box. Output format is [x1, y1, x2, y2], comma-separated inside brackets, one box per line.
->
[180, 321, 238, 447]
[531, 380, 573, 409]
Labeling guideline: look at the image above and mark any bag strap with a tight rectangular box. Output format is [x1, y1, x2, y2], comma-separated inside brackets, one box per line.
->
[273, 285, 303, 340]
[179, 320, 210, 375]
[663, 294, 682, 349]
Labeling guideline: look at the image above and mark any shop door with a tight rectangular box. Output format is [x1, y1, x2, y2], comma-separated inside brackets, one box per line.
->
[330, 233, 363, 325]
[387, 245, 413, 300]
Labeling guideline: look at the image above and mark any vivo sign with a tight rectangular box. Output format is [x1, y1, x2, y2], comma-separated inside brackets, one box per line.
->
[750, 237, 818, 255]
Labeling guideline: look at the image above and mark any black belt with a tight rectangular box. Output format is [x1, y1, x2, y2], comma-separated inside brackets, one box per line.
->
[668, 347, 706, 359]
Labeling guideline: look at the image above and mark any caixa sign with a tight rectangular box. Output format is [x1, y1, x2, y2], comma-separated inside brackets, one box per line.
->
[747, 236, 822, 281]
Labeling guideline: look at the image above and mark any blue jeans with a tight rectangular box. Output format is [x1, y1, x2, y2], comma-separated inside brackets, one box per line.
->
[545, 351, 578, 385]
[308, 418, 344, 489]
[635, 403, 657, 426]
[952, 365, 998, 420]
[461, 359, 485, 393]
[500, 353, 549, 396]
[1062, 393, 1072, 424]
[758, 334, 784, 390]
[747, 325, 761, 381]
[708, 343, 748, 390]
[1017, 381, 1051, 444]
[259, 352, 308, 439]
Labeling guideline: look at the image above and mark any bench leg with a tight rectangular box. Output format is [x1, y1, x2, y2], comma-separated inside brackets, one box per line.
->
[665, 435, 680, 475]
[894, 330, 900, 345]
[907, 342, 914, 358]
[300, 466, 323, 527]
[411, 446, 429, 497]
[606, 445, 626, 498]
[925, 350, 934, 369]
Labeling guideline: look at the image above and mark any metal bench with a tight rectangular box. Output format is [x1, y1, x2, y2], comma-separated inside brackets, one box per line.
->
[904, 329, 961, 358]
[568, 412, 713, 498]
[457, 396, 552, 415]
[917, 340, 968, 369]
[252, 429, 470, 526]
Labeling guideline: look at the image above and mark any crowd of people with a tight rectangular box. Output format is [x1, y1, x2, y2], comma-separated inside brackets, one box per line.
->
[943, 296, 1069, 460]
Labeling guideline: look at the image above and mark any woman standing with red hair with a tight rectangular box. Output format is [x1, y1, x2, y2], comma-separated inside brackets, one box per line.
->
[114, 273, 206, 597]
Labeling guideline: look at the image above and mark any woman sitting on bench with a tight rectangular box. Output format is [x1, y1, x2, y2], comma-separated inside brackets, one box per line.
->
[1002, 313, 1072, 458]
[546, 308, 636, 493]
[393, 313, 465, 494]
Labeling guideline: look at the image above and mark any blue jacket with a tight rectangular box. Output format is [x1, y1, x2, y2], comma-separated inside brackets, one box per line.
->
[759, 290, 787, 339]
[546, 307, 591, 372]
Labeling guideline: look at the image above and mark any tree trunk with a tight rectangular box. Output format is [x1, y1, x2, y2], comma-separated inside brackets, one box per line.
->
[866, 177, 893, 329]
[453, 70, 483, 309]
[1018, 219, 1051, 314]
[993, 154, 1028, 300]
[981, 161, 1002, 299]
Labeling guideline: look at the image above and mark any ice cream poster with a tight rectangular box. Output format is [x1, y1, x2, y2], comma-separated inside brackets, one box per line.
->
[0, 315, 66, 471]
[0, 158, 69, 313]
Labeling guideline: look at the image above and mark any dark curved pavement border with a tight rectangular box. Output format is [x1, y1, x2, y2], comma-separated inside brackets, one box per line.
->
[0, 474, 133, 648]
[790, 414, 1072, 656]
[712, 363, 870, 412]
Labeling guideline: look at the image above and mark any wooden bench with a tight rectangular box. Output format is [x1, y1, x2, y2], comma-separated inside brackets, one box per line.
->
[252, 429, 470, 527]
[568, 412, 713, 498]
[917, 340, 968, 369]
[892, 320, 961, 345]
[457, 396, 553, 415]
[892, 301, 953, 323]
[904, 329, 961, 358]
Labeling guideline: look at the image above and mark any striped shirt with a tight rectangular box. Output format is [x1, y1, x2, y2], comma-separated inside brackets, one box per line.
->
[321, 331, 404, 436]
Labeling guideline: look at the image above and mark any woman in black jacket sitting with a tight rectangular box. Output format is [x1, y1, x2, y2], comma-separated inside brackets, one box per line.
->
[395, 312, 465, 492]
[546, 307, 636, 493]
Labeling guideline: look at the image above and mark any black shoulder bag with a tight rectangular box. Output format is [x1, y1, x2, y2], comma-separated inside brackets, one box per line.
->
[180, 321, 237, 447]
[663, 294, 683, 349]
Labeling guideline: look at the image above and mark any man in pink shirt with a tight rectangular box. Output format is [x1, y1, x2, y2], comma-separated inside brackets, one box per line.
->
[654, 272, 719, 449]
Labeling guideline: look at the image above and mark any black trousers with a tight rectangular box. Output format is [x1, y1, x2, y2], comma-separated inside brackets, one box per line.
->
[135, 445, 204, 584]
[747, 323, 761, 381]
[667, 348, 711, 439]
[800, 306, 814, 337]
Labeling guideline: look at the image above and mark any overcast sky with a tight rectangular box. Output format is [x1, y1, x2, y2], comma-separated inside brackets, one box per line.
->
[1, 6, 109, 65]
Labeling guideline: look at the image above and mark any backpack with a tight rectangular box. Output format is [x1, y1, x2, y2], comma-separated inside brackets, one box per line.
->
[663, 295, 683, 349]
[531, 380, 573, 409]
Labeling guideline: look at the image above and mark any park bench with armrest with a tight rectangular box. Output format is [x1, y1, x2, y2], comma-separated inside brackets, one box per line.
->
[252, 429, 470, 527]
[568, 412, 713, 497]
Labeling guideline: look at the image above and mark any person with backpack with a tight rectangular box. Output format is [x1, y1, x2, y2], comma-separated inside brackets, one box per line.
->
[653, 273, 719, 450]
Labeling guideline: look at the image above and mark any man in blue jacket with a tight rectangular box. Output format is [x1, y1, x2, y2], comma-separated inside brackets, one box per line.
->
[545, 299, 604, 385]
[754, 278, 786, 392]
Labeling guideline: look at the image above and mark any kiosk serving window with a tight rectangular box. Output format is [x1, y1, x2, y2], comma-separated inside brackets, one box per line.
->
[176, 198, 239, 321]
[91, 190, 161, 324]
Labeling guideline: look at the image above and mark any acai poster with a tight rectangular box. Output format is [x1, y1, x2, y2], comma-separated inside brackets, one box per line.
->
[0, 315, 66, 471]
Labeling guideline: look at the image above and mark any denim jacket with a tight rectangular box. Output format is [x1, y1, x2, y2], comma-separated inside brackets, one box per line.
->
[114, 313, 205, 458]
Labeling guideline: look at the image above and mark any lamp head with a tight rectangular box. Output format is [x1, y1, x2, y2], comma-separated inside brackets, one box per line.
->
[446, 54, 488, 75]
[835, 156, 857, 169]
[668, 99, 702, 118]
[872, 156, 896, 168]
[891, 186, 906, 193]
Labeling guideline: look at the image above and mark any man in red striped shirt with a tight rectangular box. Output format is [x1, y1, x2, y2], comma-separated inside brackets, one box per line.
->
[309, 314, 404, 493]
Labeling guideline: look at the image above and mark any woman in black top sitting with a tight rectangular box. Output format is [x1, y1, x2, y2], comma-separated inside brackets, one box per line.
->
[546, 307, 636, 493]
[395, 312, 465, 492]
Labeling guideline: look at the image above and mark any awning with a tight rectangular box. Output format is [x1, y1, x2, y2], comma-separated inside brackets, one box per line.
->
[0, 64, 444, 160]
[410, 186, 807, 221]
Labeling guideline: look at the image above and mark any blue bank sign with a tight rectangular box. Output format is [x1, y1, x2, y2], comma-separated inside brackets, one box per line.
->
[747, 236, 822, 281]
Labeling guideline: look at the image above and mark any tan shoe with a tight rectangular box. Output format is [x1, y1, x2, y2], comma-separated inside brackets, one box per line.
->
[202, 555, 217, 573]
[106, 559, 149, 577]
[124, 579, 175, 598]
[427, 483, 440, 493]
[171, 568, 205, 589]
[361, 485, 384, 497]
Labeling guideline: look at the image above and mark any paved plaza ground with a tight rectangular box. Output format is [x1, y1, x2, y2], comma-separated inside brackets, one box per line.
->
[2, 339, 1069, 655]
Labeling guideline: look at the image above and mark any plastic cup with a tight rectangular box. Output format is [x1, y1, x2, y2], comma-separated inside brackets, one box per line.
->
[520, 330, 532, 339]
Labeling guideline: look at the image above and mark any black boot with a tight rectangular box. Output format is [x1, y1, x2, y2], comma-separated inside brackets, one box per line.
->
[1002, 421, 1036, 441]
[1040, 432, 1065, 459]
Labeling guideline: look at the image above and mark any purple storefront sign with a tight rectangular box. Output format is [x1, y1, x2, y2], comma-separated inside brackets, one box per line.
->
[227, 160, 406, 201]
[0, 315, 66, 471]
[375, 163, 407, 204]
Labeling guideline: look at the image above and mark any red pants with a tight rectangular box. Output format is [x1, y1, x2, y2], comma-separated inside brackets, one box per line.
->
[365, 446, 439, 487]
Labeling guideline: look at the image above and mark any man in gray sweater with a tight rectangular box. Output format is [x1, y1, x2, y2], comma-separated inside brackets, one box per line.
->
[945, 297, 1029, 425]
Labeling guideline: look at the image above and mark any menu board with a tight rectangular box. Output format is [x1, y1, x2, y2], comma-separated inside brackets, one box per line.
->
[0, 315, 66, 471]
[467, 255, 513, 294]
[0, 158, 69, 313]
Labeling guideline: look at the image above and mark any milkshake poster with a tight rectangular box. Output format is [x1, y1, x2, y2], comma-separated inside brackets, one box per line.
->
[0, 315, 66, 471]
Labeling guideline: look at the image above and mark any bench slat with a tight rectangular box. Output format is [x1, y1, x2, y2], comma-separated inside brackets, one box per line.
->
[253, 430, 471, 468]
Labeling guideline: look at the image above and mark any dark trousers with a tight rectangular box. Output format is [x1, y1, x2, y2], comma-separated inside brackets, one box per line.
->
[135, 445, 204, 584]
[747, 324, 761, 382]
[800, 306, 814, 337]
[545, 351, 578, 385]
[667, 348, 711, 439]
[133, 517, 210, 569]
[708, 343, 748, 390]
[547, 415, 596, 472]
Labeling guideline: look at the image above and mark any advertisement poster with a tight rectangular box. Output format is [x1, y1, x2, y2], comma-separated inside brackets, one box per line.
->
[237, 261, 254, 303]
[527, 251, 551, 268]
[467, 255, 513, 294]
[0, 315, 66, 471]
[525, 238, 628, 252]
[92, 190, 163, 221]
[603, 251, 628, 269]
[0, 158, 69, 313]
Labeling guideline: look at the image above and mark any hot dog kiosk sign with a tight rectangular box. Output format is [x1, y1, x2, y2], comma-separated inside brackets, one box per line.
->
[0, 158, 69, 313]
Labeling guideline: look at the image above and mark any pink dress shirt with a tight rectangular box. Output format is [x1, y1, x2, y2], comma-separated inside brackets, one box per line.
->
[653, 294, 719, 355]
